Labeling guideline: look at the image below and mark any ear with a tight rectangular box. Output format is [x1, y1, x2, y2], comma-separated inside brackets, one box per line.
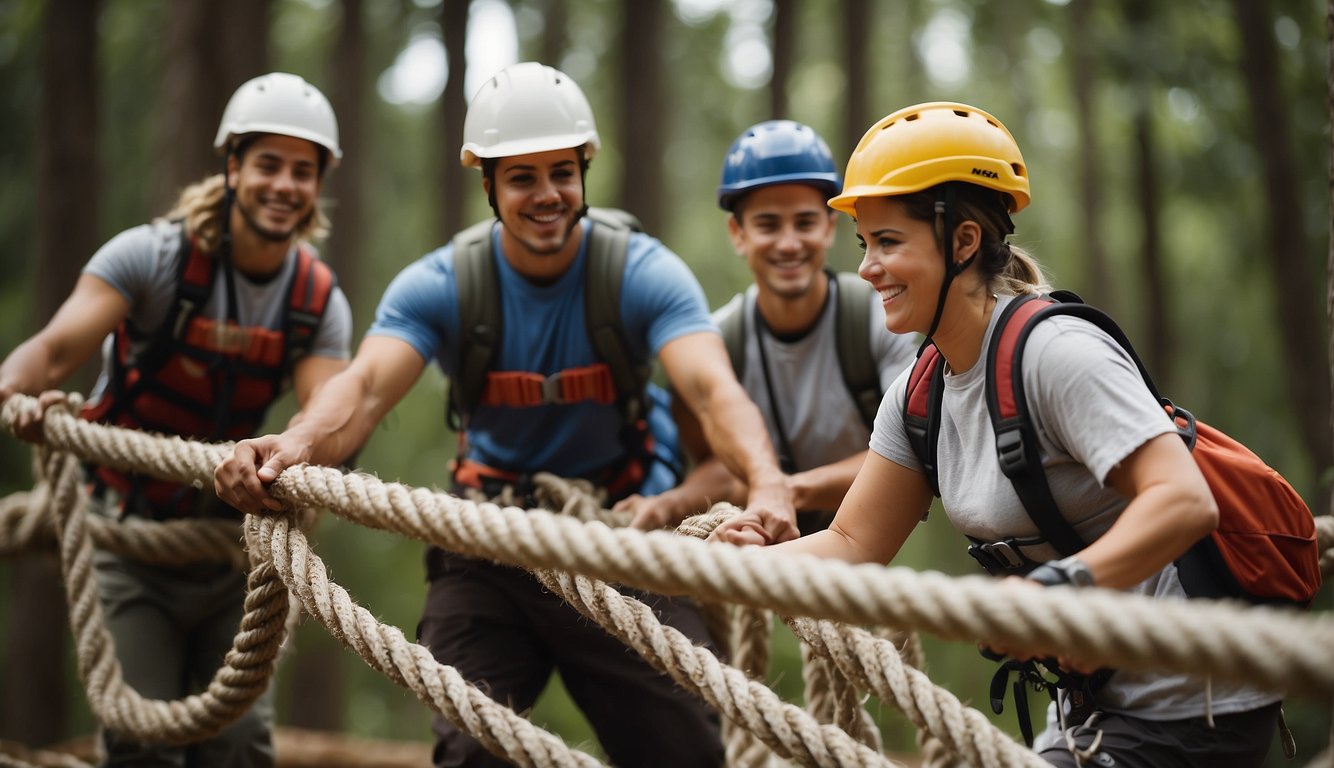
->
[225, 153, 240, 190]
[726, 213, 746, 254]
[482, 175, 492, 197]
[953, 220, 982, 265]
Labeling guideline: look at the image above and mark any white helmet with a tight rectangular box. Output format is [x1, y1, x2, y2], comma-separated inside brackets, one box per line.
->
[460, 62, 599, 168]
[214, 72, 342, 168]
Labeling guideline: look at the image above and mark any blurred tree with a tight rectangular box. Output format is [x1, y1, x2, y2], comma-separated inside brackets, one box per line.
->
[841, 0, 870, 160]
[770, 0, 793, 119]
[441, 0, 468, 240]
[324, 0, 368, 300]
[153, 0, 270, 212]
[618, 0, 664, 231]
[1122, 0, 1172, 379]
[1, 0, 102, 746]
[538, 0, 568, 68]
[1232, 0, 1333, 505]
[1068, 0, 1112, 311]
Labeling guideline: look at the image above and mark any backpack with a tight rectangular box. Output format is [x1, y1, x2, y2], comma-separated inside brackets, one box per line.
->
[904, 291, 1321, 606]
[719, 270, 883, 429]
[448, 208, 686, 489]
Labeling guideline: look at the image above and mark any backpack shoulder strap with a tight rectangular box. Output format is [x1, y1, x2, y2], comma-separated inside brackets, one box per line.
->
[448, 219, 504, 429]
[985, 291, 1153, 557]
[283, 245, 336, 368]
[903, 344, 946, 496]
[583, 217, 651, 421]
[833, 271, 883, 428]
[717, 297, 746, 380]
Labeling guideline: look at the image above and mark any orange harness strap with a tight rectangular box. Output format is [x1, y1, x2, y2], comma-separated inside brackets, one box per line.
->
[479, 363, 617, 408]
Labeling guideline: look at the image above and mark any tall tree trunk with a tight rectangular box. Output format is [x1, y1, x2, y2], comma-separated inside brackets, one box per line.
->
[1233, 0, 1333, 502]
[154, 0, 270, 212]
[539, 0, 568, 71]
[841, 0, 870, 157]
[2, 0, 102, 746]
[770, 0, 794, 120]
[618, 0, 664, 233]
[442, 0, 469, 240]
[325, 0, 366, 305]
[1131, 102, 1171, 381]
[1068, 0, 1112, 311]
[1125, 0, 1171, 381]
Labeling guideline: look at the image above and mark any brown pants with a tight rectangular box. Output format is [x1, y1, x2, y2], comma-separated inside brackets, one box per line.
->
[418, 547, 724, 767]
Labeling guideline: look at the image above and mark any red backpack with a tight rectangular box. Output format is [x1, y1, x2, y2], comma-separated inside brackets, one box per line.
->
[904, 292, 1321, 606]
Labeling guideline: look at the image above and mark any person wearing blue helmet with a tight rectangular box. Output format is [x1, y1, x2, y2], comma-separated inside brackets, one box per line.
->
[617, 120, 917, 535]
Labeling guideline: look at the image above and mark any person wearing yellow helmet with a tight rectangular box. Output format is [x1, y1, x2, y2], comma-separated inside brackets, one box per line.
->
[0, 72, 353, 767]
[713, 102, 1280, 766]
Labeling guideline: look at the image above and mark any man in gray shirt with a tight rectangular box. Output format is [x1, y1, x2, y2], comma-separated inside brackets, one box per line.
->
[618, 120, 916, 534]
[0, 72, 352, 768]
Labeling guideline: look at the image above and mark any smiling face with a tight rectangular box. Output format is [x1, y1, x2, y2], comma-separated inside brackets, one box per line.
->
[729, 183, 837, 301]
[227, 134, 322, 243]
[487, 148, 584, 264]
[853, 195, 949, 336]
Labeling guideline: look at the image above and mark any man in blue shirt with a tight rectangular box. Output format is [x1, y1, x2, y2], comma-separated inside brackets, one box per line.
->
[215, 62, 796, 767]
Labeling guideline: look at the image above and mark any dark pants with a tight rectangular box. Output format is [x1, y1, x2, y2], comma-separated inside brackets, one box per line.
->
[418, 547, 724, 767]
[1039, 700, 1281, 768]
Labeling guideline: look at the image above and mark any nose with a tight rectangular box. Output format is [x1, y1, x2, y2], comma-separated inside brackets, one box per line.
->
[533, 177, 560, 205]
[776, 225, 801, 253]
[857, 251, 882, 282]
[271, 167, 297, 193]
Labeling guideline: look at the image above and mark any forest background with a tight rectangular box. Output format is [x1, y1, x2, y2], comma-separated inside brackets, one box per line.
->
[0, 0, 1330, 764]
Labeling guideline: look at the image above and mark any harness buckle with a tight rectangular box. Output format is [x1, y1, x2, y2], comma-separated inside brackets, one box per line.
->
[968, 539, 1028, 573]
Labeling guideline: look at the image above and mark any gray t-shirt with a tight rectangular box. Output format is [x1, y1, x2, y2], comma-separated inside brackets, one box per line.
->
[82, 218, 353, 407]
[871, 294, 1278, 721]
[714, 276, 916, 477]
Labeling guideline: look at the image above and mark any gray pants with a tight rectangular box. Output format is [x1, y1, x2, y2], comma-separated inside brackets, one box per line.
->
[93, 543, 274, 768]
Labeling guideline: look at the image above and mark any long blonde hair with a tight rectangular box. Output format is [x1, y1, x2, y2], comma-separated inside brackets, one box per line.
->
[163, 172, 330, 252]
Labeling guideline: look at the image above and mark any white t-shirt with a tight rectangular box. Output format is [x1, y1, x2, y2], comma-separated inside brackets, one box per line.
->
[871, 294, 1279, 721]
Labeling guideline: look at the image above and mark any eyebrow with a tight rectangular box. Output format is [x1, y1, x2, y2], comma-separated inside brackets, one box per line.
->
[503, 160, 576, 174]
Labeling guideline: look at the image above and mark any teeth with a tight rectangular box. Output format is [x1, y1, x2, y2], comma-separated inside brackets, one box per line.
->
[880, 286, 905, 301]
[530, 212, 562, 223]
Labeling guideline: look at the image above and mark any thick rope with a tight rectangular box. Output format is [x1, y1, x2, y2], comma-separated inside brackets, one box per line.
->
[35, 445, 289, 745]
[8, 394, 1334, 700]
[244, 513, 605, 767]
[533, 566, 901, 768]
[0, 486, 245, 568]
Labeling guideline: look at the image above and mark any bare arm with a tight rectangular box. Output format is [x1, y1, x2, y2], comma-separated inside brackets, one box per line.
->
[616, 392, 745, 529]
[714, 450, 930, 564]
[0, 274, 129, 441]
[289, 355, 351, 410]
[1073, 432, 1217, 589]
[659, 331, 797, 542]
[215, 336, 427, 513]
[787, 451, 868, 512]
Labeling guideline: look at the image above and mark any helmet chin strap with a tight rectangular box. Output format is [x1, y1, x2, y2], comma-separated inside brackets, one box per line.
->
[923, 184, 977, 344]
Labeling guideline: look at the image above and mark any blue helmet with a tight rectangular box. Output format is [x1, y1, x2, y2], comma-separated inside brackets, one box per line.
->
[716, 120, 841, 211]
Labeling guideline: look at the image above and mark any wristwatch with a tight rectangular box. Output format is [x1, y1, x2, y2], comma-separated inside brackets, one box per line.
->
[1028, 556, 1096, 588]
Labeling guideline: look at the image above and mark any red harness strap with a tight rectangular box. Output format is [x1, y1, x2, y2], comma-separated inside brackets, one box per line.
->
[479, 363, 617, 408]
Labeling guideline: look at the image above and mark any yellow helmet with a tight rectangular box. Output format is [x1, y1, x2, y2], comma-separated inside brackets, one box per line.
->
[827, 102, 1029, 217]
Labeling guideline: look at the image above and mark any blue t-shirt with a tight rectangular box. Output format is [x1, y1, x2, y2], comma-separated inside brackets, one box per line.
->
[369, 218, 712, 490]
